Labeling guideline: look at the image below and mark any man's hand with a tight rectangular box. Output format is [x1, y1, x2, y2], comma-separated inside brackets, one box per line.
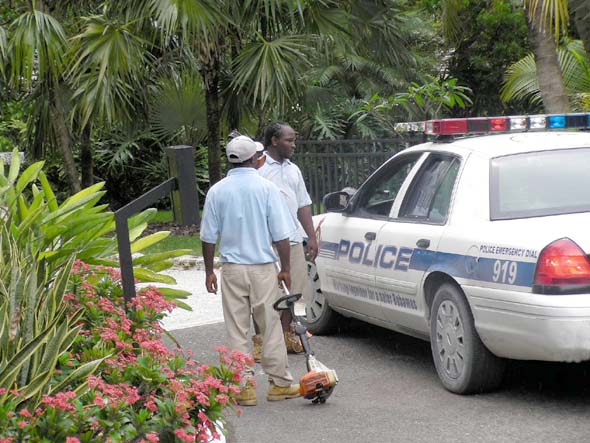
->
[306, 236, 318, 261]
[206, 272, 218, 294]
[278, 270, 291, 291]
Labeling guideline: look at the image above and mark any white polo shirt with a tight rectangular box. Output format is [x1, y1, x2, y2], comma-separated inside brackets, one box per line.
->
[258, 154, 312, 244]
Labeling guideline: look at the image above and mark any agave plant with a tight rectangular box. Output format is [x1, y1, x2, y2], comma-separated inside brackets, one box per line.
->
[0, 236, 103, 409]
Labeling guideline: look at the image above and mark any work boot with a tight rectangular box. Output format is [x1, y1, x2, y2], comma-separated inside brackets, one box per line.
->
[266, 382, 301, 401]
[252, 334, 263, 363]
[236, 381, 257, 406]
[284, 330, 304, 354]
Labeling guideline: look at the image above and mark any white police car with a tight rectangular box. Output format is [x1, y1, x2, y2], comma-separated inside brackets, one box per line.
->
[302, 114, 590, 394]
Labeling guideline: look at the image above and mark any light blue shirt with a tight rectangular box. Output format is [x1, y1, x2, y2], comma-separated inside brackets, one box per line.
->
[258, 155, 312, 243]
[200, 167, 296, 264]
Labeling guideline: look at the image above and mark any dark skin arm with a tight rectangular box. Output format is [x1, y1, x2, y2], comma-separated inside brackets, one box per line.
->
[297, 205, 318, 261]
[203, 241, 218, 293]
[274, 238, 291, 290]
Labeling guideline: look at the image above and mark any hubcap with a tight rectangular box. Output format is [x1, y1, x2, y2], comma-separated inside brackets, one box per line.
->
[303, 261, 325, 322]
[435, 300, 465, 380]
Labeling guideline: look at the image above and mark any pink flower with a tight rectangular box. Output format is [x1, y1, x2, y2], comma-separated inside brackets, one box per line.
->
[144, 432, 159, 443]
[19, 408, 32, 418]
[66, 438, 81, 443]
[173, 429, 194, 443]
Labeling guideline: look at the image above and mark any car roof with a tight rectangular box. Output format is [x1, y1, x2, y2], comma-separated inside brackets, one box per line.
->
[404, 131, 590, 159]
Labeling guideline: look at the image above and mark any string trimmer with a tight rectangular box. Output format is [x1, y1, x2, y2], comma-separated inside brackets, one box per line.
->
[273, 282, 338, 404]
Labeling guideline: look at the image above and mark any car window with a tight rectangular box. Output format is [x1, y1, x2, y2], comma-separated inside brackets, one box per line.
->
[354, 154, 421, 218]
[490, 147, 590, 220]
[399, 155, 460, 223]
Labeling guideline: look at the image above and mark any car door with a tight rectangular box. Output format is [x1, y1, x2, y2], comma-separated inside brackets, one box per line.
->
[374, 153, 462, 333]
[317, 152, 423, 323]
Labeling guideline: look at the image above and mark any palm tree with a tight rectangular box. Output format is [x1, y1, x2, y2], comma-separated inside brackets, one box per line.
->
[440, 0, 572, 113]
[7, 1, 81, 191]
[525, 0, 570, 112]
[501, 40, 590, 110]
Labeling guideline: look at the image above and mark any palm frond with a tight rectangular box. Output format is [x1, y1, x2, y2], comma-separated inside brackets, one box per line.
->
[8, 8, 67, 85]
[148, 72, 207, 145]
[525, 0, 569, 38]
[502, 40, 590, 105]
[0, 24, 7, 59]
[149, 0, 225, 44]
[68, 15, 152, 127]
[501, 53, 541, 104]
[231, 34, 312, 110]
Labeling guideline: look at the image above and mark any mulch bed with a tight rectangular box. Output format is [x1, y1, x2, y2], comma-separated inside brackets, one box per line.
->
[143, 222, 200, 236]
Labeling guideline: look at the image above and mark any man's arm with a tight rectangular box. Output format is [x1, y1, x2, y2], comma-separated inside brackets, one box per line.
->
[203, 241, 218, 293]
[274, 238, 291, 290]
[297, 205, 318, 261]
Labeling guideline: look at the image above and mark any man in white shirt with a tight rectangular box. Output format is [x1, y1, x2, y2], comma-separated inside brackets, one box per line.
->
[255, 122, 318, 355]
[200, 135, 301, 406]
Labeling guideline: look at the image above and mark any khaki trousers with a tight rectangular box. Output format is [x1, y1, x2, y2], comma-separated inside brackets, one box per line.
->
[284, 243, 309, 300]
[220, 262, 294, 387]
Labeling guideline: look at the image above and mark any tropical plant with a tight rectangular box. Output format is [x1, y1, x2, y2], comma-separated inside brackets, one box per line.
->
[438, 0, 572, 113]
[501, 40, 590, 110]
[0, 263, 248, 442]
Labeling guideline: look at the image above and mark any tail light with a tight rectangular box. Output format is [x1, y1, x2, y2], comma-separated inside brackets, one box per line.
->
[533, 238, 590, 294]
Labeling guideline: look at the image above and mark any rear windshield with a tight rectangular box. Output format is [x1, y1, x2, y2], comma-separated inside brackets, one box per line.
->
[490, 147, 590, 220]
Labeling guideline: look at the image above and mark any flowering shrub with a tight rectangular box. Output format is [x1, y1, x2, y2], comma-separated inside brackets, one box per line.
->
[0, 262, 250, 443]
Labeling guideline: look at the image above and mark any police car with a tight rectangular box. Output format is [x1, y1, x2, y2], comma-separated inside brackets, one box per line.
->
[302, 114, 590, 394]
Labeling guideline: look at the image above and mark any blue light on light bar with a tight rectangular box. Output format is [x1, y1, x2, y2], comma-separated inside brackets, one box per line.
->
[548, 115, 566, 128]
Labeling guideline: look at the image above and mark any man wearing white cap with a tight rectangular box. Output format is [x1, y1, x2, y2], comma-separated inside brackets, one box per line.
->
[200, 135, 301, 406]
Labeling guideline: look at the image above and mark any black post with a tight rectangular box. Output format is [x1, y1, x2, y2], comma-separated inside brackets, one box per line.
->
[166, 145, 200, 225]
[116, 145, 200, 306]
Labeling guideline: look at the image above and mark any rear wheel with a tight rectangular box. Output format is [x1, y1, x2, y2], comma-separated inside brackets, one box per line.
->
[430, 283, 505, 394]
[301, 261, 341, 334]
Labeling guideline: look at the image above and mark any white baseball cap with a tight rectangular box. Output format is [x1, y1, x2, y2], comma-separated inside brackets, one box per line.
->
[226, 135, 257, 163]
[254, 141, 264, 153]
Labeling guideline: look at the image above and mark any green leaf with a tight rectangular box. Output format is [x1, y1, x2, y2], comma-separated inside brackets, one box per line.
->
[38, 171, 58, 211]
[156, 287, 191, 299]
[49, 357, 106, 394]
[7, 148, 21, 183]
[133, 267, 176, 284]
[171, 300, 192, 311]
[130, 231, 170, 253]
[15, 161, 44, 194]
[133, 249, 192, 266]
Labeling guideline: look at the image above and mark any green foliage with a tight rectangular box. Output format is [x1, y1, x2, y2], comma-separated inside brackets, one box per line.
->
[444, 0, 532, 116]
[0, 264, 247, 442]
[501, 40, 590, 111]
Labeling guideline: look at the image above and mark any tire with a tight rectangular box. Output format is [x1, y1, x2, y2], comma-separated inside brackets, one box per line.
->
[430, 283, 505, 394]
[300, 261, 342, 334]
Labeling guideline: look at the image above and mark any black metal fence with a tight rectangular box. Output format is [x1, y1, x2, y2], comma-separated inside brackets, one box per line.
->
[295, 136, 426, 214]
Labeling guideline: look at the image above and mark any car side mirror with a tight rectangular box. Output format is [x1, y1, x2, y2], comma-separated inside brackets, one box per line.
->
[323, 191, 352, 213]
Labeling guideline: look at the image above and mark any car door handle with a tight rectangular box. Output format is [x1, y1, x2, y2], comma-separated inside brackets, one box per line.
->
[365, 232, 376, 241]
[416, 238, 430, 249]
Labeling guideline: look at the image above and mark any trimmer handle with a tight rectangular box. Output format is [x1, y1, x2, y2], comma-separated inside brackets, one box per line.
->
[272, 293, 302, 314]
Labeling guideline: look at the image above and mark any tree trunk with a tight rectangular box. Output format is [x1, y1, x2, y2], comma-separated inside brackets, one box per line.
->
[202, 52, 222, 186]
[49, 86, 81, 193]
[80, 123, 93, 188]
[570, 0, 590, 56]
[527, 5, 570, 113]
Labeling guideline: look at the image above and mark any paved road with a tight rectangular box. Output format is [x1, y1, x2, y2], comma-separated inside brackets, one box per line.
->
[174, 320, 590, 443]
[162, 267, 590, 443]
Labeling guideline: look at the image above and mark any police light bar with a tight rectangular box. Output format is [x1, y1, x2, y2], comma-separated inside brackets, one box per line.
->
[394, 113, 590, 136]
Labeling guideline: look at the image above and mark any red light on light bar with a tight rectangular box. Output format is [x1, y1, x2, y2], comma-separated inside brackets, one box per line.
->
[490, 117, 509, 131]
[425, 119, 468, 135]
